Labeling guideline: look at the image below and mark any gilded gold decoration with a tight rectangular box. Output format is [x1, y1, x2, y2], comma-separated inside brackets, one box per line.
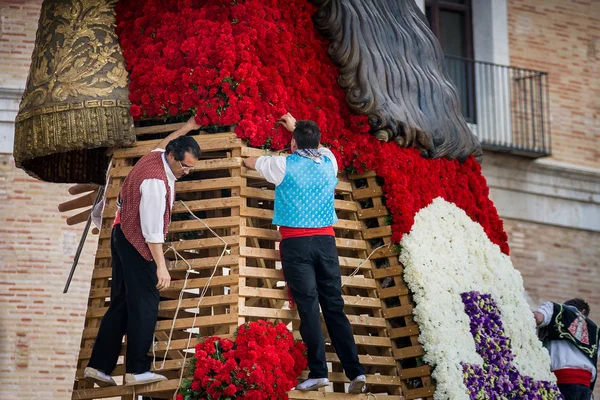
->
[14, 0, 135, 184]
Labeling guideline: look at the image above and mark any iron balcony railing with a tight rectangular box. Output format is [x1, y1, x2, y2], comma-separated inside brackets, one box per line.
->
[444, 55, 551, 157]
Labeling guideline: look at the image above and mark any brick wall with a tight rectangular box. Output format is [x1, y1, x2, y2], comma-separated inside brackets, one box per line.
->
[507, 0, 600, 168]
[0, 1, 41, 89]
[0, 154, 97, 399]
[0, 3, 95, 399]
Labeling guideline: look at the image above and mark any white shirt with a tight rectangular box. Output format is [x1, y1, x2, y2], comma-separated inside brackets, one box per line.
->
[535, 301, 598, 379]
[92, 148, 176, 244]
[254, 147, 338, 186]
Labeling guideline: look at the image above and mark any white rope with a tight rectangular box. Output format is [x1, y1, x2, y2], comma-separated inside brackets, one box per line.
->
[148, 200, 229, 400]
[341, 242, 391, 287]
[152, 200, 389, 399]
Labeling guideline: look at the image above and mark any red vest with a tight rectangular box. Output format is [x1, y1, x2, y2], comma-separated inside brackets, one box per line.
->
[119, 151, 172, 261]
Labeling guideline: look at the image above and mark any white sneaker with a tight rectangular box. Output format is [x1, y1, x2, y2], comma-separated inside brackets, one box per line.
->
[84, 367, 117, 387]
[124, 371, 168, 386]
[295, 377, 330, 391]
[348, 374, 367, 394]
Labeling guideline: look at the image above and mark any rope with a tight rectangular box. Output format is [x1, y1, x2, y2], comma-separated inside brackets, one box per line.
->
[151, 200, 388, 399]
[148, 200, 229, 400]
[341, 243, 391, 287]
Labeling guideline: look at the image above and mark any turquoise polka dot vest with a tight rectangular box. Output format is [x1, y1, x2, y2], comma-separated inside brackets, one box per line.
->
[273, 153, 338, 227]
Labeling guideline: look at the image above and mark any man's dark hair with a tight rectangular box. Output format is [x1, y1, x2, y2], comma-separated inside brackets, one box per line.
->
[293, 120, 321, 149]
[565, 298, 590, 317]
[166, 136, 201, 161]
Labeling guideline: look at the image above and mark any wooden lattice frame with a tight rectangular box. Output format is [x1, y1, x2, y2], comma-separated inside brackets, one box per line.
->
[71, 123, 434, 400]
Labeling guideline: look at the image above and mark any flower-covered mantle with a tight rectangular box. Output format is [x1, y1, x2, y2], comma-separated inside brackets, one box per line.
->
[114, 0, 509, 253]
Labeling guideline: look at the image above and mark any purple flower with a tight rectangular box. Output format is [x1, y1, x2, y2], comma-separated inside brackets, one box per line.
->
[459, 291, 563, 399]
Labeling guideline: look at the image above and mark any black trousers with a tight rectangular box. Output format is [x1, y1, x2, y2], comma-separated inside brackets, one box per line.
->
[280, 235, 365, 380]
[558, 384, 592, 400]
[88, 225, 160, 374]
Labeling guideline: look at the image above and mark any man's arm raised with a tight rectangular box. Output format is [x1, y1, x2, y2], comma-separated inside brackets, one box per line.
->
[155, 116, 200, 150]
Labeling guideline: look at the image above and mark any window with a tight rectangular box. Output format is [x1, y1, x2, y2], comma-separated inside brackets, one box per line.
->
[426, 0, 476, 122]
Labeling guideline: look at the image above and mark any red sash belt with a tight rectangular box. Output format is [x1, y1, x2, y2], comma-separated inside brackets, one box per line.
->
[554, 368, 592, 386]
[112, 209, 121, 227]
[279, 226, 335, 239]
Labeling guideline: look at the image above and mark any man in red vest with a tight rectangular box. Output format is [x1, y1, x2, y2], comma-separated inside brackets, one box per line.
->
[84, 117, 201, 387]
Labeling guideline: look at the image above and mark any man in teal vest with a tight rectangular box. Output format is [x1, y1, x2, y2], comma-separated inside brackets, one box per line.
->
[244, 113, 366, 393]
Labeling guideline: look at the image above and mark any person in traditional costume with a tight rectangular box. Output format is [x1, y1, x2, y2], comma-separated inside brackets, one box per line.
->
[534, 298, 599, 400]
[84, 117, 201, 387]
[244, 113, 367, 393]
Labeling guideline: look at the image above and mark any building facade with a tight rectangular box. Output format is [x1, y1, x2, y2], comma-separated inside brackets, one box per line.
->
[0, 0, 598, 398]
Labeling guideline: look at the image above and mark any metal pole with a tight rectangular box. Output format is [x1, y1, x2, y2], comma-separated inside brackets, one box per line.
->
[63, 185, 105, 293]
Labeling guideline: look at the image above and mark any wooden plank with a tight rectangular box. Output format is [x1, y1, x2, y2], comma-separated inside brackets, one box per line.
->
[112, 135, 242, 158]
[393, 345, 425, 360]
[333, 219, 362, 231]
[389, 326, 420, 339]
[378, 285, 410, 299]
[240, 206, 273, 220]
[352, 186, 383, 200]
[93, 236, 239, 257]
[329, 353, 396, 367]
[362, 225, 393, 239]
[240, 226, 280, 241]
[339, 276, 377, 290]
[372, 266, 403, 279]
[240, 266, 283, 280]
[239, 306, 387, 328]
[167, 216, 240, 233]
[382, 304, 414, 319]
[240, 186, 274, 201]
[404, 386, 436, 400]
[88, 275, 238, 299]
[175, 177, 244, 194]
[357, 206, 390, 220]
[103, 197, 242, 217]
[238, 286, 380, 309]
[397, 366, 431, 380]
[86, 294, 238, 318]
[165, 236, 239, 252]
[109, 157, 243, 178]
[105, 177, 244, 198]
[336, 180, 353, 193]
[82, 313, 237, 339]
[298, 372, 402, 386]
[289, 392, 404, 400]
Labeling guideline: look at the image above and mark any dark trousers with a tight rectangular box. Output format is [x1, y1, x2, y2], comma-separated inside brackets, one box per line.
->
[88, 225, 160, 374]
[280, 235, 365, 380]
[558, 384, 592, 400]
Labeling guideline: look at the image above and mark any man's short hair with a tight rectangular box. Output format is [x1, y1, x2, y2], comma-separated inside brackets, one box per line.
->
[166, 136, 201, 161]
[293, 120, 321, 149]
[565, 298, 590, 317]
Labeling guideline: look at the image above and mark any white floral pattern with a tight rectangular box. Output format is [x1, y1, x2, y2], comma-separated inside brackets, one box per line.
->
[400, 198, 556, 399]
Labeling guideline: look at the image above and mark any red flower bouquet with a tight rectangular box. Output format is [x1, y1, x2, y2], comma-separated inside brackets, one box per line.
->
[177, 320, 307, 400]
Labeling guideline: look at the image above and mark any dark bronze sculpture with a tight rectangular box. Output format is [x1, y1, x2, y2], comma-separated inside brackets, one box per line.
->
[310, 0, 482, 161]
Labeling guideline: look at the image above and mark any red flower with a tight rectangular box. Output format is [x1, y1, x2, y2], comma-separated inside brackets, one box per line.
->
[223, 384, 236, 396]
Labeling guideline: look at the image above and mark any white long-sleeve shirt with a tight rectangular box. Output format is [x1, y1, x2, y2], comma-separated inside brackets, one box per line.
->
[254, 147, 338, 186]
[535, 301, 598, 379]
[92, 148, 176, 244]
